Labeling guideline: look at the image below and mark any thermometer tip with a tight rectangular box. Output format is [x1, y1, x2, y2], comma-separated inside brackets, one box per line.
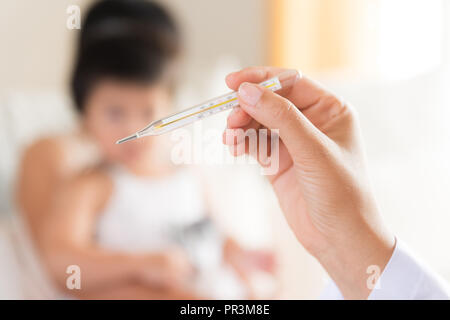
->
[116, 133, 138, 144]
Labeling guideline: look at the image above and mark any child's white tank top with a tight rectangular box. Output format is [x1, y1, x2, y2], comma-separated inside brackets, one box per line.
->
[95, 166, 246, 299]
[96, 167, 206, 252]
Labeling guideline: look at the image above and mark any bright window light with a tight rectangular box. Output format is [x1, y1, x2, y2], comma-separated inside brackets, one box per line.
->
[376, 0, 444, 80]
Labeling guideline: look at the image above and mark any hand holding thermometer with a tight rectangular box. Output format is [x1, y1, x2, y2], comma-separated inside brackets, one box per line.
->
[116, 69, 300, 144]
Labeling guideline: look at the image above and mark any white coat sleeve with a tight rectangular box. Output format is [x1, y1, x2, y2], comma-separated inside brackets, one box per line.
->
[319, 239, 450, 300]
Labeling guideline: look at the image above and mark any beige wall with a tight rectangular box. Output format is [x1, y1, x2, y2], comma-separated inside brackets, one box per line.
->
[0, 0, 86, 90]
[0, 0, 267, 92]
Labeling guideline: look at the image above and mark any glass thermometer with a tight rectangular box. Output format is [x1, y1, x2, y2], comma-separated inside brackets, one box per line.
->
[116, 69, 300, 144]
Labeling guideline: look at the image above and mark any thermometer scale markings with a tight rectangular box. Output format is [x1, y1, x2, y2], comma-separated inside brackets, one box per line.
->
[154, 82, 278, 130]
[116, 70, 298, 144]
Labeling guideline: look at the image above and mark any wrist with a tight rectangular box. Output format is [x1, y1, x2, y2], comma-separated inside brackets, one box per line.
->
[316, 223, 395, 299]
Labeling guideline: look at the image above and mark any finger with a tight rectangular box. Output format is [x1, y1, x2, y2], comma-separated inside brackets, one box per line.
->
[226, 66, 286, 91]
[237, 82, 327, 160]
[227, 106, 253, 129]
[227, 66, 340, 113]
[251, 251, 276, 273]
[226, 130, 294, 181]
[226, 129, 270, 158]
[223, 120, 262, 145]
[302, 94, 347, 130]
[228, 141, 246, 157]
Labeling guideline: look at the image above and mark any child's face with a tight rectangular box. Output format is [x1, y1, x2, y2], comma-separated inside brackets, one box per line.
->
[83, 79, 171, 168]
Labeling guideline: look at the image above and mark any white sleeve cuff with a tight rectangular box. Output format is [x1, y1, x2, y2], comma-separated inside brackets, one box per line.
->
[369, 239, 450, 299]
[320, 239, 450, 300]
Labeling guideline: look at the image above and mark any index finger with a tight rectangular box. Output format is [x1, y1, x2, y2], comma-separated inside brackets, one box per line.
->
[226, 66, 329, 110]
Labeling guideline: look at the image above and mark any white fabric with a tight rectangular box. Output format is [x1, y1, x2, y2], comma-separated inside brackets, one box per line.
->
[0, 221, 24, 299]
[0, 216, 57, 299]
[96, 167, 206, 252]
[96, 167, 246, 299]
[320, 239, 450, 300]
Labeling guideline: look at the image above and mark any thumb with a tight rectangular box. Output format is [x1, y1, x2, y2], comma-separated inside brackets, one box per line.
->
[237, 82, 326, 160]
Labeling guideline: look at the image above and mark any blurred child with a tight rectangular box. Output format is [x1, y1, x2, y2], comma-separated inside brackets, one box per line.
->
[16, 0, 274, 299]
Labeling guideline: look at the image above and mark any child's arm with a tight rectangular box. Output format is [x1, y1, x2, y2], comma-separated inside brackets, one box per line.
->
[80, 283, 207, 300]
[223, 237, 278, 297]
[196, 170, 278, 298]
[37, 171, 193, 298]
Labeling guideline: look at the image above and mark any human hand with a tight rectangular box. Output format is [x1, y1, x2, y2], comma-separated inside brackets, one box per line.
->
[223, 67, 395, 299]
[224, 239, 276, 275]
[137, 247, 194, 291]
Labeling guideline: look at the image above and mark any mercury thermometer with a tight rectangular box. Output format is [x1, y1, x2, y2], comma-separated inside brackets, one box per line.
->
[116, 70, 300, 144]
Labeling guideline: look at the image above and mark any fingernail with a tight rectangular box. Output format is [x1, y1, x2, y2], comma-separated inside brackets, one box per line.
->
[238, 82, 263, 106]
[228, 106, 240, 118]
[226, 71, 237, 78]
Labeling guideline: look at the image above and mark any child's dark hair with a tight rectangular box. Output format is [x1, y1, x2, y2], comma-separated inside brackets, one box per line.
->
[71, 0, 180, 113]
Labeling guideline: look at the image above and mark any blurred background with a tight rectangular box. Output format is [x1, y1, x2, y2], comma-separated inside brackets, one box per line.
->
[1, 0, 450, 299]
